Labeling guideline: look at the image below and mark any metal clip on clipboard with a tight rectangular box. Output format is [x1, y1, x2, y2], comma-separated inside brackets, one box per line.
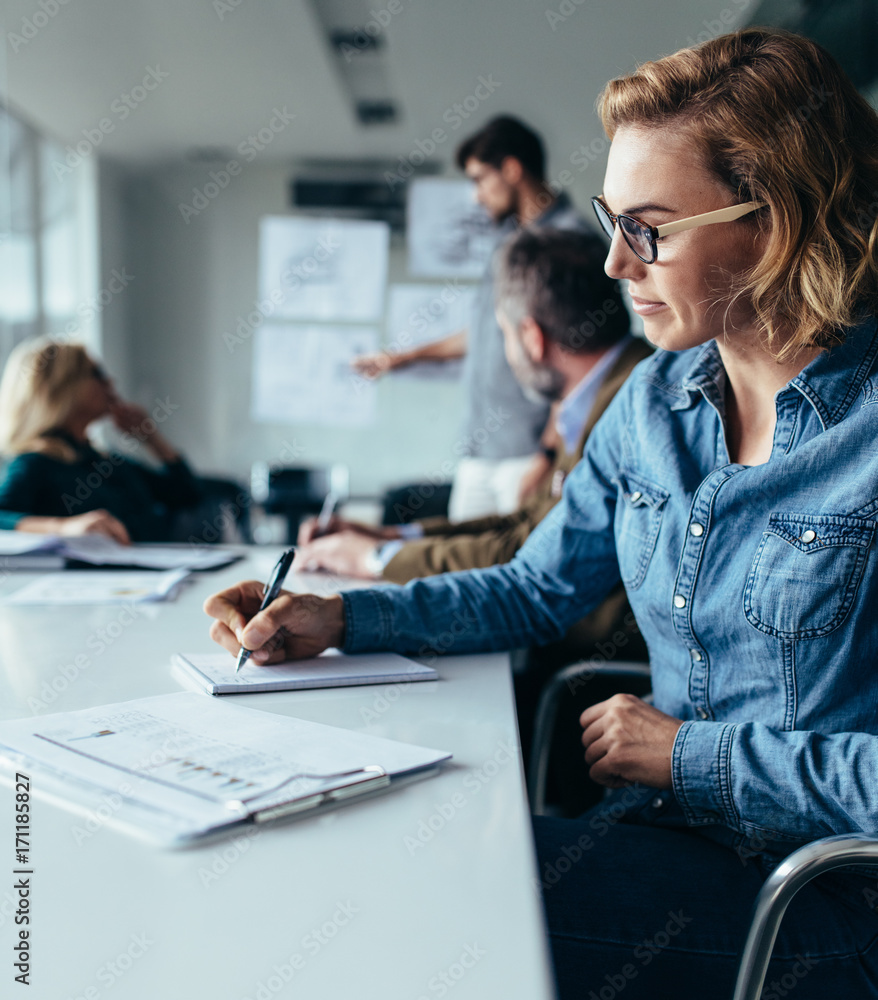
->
[226, 765, 391, 824]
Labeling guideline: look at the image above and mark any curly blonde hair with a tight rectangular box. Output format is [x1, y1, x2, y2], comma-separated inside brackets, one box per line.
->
[598, 28, 878, 359]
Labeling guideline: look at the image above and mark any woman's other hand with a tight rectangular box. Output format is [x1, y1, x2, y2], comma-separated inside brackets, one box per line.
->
[16, 510, 131, 545]
[580, 694, 683, 789]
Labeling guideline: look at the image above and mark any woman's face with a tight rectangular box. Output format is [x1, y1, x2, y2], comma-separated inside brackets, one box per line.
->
[72, 358, 115, 425]
[601, 126, 766, 353]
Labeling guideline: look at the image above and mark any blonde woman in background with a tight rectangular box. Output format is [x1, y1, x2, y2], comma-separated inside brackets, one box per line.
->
[0, 339, 201, 542]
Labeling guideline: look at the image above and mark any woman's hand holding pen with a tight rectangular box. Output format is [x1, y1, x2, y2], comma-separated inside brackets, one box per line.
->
[203, 582, 346, 664]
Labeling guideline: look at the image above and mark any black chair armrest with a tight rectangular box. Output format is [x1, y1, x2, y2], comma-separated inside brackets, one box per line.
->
[528, 659, 651, 815]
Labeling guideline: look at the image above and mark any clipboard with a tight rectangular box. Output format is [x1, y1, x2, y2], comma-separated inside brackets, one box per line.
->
[0, 693, 451, 847]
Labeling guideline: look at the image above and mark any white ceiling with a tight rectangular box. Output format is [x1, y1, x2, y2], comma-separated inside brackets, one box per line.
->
[1, 0, 748, 169]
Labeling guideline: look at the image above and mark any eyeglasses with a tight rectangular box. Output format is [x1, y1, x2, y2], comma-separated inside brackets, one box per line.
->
[591, 195, 765, 264]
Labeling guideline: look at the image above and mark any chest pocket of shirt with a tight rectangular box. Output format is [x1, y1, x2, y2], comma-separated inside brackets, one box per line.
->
[744, 513, 875, 639]
[614, 470, 670, 590]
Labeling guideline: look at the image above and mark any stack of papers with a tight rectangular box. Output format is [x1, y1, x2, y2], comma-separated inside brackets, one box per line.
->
[0, 692, 451, 845]
[173, 650, 438, 695]
[2, 569, 190, 605]
[0, 531, 239, 571]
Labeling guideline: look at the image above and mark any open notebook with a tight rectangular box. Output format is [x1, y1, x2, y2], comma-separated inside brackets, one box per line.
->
[172, 649, 438, 695]
[0, 692, 451, 846]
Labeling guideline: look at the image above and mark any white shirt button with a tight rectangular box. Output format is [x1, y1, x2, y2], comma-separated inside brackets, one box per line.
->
[697, 707, 709, 720]
[629, 491, 642, 502]
[674, 595, 686, 609]
[690, 523, 704, 537]
[690, 649, 702, 661]
[801, 529, 817, 544]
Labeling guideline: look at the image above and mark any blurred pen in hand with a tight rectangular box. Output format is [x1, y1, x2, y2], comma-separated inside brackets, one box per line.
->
[313, 492, 339, 539]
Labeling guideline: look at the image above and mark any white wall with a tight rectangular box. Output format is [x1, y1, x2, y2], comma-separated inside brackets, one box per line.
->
[115, 160, 468, 498]
[78, 0, 757, 500]
[97, 158, 133, 380]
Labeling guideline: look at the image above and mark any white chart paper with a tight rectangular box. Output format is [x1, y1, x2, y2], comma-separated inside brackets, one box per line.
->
[407, 178, 497, 278]
[259, 216, 389, 321]
[385, 283, 476, 380]
[2, 569, 189, 605]
[0, 692, 452, 844]
[251, 324, 378, 426]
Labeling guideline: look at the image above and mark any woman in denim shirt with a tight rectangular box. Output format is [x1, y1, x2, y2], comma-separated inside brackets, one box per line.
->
[207, 30, 878, 998]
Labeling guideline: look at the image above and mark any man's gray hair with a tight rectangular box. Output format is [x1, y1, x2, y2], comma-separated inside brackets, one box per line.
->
[494, 228, 629, 352]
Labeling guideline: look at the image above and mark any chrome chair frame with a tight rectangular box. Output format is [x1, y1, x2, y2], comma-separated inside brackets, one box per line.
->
[526, 657, 878, 998]
[732, 833, 878, 999]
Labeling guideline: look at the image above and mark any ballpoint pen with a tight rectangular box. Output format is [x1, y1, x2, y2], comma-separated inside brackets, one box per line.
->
[313, 491, 338, 538]
[235, 546, 297, 673]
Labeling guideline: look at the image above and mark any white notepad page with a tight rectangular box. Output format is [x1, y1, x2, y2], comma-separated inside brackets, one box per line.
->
[172, 649, 438, 695]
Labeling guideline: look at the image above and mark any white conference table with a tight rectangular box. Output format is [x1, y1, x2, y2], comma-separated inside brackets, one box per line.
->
[0, 548, 556, 1000]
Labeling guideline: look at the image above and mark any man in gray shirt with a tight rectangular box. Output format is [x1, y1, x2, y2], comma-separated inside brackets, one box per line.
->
[354, 116, 590, 519]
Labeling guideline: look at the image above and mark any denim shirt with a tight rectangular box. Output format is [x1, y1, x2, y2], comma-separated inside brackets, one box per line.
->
[343, 318, 878, 853]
